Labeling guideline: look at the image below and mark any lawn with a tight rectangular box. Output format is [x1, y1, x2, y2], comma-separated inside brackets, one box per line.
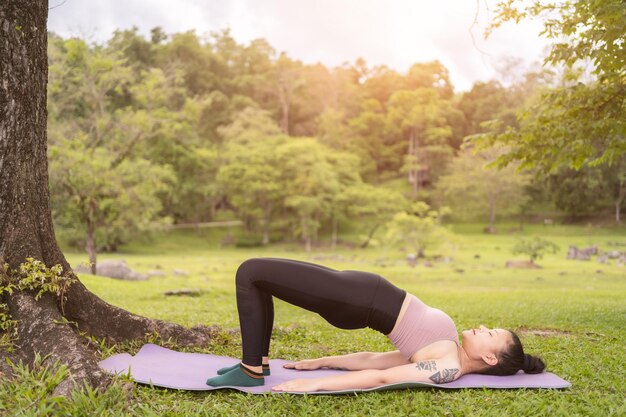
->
[1, 224, 625, 416]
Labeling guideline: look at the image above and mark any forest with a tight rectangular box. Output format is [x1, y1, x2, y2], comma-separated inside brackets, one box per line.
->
[46, 26, 626, 266]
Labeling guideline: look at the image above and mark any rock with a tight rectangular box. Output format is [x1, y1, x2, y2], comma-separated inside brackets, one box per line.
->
[74, 260, 147, 280]
[607, 250, 622, 259]
[423, 261, 433, 267]
[172, 269, 189, 277]
[406, 254, 417, 267]
[147, 270, 166, 277]
[474, 254, 481, 259]
[163, 288, 202, 297]
[505, 260, 541, 269]
[566, 245, 595, 260]
[454, 268, 465, 273]
[597, 254, 609, 264]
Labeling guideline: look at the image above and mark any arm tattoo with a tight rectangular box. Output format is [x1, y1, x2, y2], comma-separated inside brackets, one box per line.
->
[428, 368, 459, 384]
[415, 361, 437, 371]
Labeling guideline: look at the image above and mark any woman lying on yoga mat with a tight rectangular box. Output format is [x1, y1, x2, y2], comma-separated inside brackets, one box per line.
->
[205, 257, 545, 392]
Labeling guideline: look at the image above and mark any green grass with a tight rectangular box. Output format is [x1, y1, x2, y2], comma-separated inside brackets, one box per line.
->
[2, 224, 625, 416]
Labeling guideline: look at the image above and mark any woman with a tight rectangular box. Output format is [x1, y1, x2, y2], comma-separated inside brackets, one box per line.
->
[206, 258, 545, 392]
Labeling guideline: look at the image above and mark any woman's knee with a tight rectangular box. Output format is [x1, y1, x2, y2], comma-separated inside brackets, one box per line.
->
[235, 258, 264, 285]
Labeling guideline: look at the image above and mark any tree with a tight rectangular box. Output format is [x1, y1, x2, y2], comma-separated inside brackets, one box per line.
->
[0, 1, 216, 396]
[217, 136, 288, 245]
[386, 88, 455, 198]
[511, 237, 559, 264]
[546, 156, 626, 222]
[49, 140, 175, 272]
[384, 202, 453, 258]
[275, 53, 304, 135]
[336, 184, 409, 249]
[48, 39, 204, 263]
[479, 0, 626, 170]
[323, 152, 363, 249]
[547, 166, 607, 220]
[277, 139, 341, 251]
[344, 99, 390, 182]
[434, 143, 531, 232]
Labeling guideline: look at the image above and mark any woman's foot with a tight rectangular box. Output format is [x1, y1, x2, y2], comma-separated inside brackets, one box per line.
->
[217, 362, 271, 376]
[206, 363, 265, 387]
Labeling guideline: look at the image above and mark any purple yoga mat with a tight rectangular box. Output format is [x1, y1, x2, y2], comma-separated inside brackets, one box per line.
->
[98, 344, 571, 394]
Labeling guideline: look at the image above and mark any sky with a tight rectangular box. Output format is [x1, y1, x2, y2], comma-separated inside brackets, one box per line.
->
[48, 0, 551, 92]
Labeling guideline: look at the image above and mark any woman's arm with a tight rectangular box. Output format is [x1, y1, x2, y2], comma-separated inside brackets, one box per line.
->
[273, 360, 460, 392]
[283, 350, 410, 371]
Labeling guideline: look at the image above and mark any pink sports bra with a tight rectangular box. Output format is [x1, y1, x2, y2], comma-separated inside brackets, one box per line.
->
[387, 294, 459, 360]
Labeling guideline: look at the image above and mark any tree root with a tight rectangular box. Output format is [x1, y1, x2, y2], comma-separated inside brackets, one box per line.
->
[62, 279, 221, 346]
[2, 272, 222, 399]
[7, 291, 110, 396]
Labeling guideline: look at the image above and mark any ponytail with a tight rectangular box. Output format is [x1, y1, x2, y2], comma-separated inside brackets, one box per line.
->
[522, 353, 546, 374]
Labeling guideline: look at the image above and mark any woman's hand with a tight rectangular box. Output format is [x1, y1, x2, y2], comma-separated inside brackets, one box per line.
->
[271, 378, 321, 392]
[282, 358, 326, 370]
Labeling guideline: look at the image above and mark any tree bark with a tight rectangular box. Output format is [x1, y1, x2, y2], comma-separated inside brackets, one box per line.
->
[0, 0, 217, 397]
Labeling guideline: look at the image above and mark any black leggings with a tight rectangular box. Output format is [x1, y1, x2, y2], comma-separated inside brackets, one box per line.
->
[235, 257, 406, 366]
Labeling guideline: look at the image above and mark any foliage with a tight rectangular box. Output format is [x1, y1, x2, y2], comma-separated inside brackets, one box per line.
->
[0, 259, 75, 331]
[49, 139, 175, 252]
[511, 237, 560, 262]
[384, 202, 453, 257]
[479, 0, 626, 171]
[546, 155, 626, 222]
[434, 143, 531, 227]
[46, 24, 610, 256]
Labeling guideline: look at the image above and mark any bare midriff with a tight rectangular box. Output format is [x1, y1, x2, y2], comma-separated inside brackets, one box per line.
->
[387, 292, 415, 336]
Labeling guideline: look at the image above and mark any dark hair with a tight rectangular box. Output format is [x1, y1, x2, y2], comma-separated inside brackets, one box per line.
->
[480, 330, 546, 376]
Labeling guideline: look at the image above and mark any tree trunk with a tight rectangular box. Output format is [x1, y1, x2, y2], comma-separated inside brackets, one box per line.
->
[408, 129, 419, 199]
[486, 189, 497, 233]
[300, 215, 312, 252]
[331, 216, 337, 250]
[278, 74, 290, 135]
[85, 219, 97, 274]
[0, 1, 217, 397]
[262, 205, 271, 245]
[615, 179, 625, 224]
[414, 129, 420, 197]
[360, 223, 379, 248]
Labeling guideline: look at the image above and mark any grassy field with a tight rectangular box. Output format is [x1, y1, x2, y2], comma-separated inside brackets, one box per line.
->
[2, 224, 625, 416]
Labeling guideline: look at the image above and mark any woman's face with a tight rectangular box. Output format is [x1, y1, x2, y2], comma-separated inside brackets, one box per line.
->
[461, 325, 512, 364]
